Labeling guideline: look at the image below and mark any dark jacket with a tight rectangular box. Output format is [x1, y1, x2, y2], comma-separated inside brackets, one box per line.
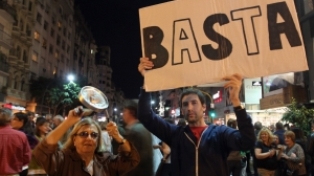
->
[138, 88, 255, 176]
[33, 139, 140, 176]
[274, 129, 285, 145]
[123, 122, 154, 176]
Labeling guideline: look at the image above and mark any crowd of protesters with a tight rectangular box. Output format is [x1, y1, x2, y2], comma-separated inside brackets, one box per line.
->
[0, 61, 314, 176]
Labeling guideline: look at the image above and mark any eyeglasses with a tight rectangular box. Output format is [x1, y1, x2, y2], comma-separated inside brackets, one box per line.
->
[75, 131, 99, 139]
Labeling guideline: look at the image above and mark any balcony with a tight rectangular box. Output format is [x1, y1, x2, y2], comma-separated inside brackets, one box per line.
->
[12, 26, 19, 36]
[0, 30, 12, 49]
[8, 48, 18, 62]
[20, 32, 27, 42]
[7, 88, 27, 100]
[27, 10, 33, 19]
[26, 36, 32, 46]
[0, 1, 17, 22]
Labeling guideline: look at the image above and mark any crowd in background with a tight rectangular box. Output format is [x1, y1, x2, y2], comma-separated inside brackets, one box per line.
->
[2, 104, 314, 176]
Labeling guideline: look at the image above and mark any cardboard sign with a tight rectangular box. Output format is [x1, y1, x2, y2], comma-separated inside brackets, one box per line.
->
[139, 0, 308, 91]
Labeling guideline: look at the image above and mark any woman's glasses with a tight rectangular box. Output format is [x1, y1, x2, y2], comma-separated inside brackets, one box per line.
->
[75, 131, 99, 139]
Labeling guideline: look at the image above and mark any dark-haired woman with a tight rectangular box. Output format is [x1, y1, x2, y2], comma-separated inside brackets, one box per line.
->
[27, 117, 50, 176]
[11, 112, 38, 176]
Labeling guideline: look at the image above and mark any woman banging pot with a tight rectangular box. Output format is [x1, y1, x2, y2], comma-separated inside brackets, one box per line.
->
[33, 107, 140, 176]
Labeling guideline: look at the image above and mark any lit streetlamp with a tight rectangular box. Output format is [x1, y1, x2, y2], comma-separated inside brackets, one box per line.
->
[67, 74, 75, 83]
[40, 74, 75, 114]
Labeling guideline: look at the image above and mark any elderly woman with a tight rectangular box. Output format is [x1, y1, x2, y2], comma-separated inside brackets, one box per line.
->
[255, 127, 281, 176]
[33, 107, 140, 176]
[281, 131, 306, 176]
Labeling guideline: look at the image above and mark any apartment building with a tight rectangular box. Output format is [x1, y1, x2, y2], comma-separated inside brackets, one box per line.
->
[2, 0, 33, 110]
[73, 7, 97, 87]
[96, 46, 115, 116]
[30, 0, 74, 80]
[0, 0, 15, 107]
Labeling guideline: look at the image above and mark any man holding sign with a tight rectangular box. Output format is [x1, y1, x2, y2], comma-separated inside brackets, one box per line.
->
[137, 57, 255, 176]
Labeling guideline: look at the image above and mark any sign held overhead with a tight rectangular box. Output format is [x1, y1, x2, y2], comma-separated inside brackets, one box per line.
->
[139, 0, 308, 91]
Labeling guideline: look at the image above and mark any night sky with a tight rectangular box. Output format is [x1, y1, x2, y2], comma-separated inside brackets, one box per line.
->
[75, 0, 171, 98]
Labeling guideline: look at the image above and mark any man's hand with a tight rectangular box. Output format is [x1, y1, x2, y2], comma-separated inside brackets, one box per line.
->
[222, 74, 243, 107]
[138, 57, 154, 76]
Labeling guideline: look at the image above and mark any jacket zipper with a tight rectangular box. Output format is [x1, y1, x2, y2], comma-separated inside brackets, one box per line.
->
[184, 127, 208, 176]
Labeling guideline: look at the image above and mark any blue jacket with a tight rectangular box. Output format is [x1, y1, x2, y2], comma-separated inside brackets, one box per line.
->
[138, 89, 255, 176]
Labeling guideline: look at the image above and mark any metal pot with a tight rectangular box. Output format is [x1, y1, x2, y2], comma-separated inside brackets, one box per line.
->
[78, 86, 109, 113]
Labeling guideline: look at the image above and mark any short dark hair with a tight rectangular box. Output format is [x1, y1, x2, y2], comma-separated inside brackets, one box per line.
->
[123, 100, 138, 118]
[179, 88, 206, 108]
[177, 119, 187, 127]
[35, 117, 48, 137]
[14, 112, 34, 135]
[275, 122, 284, 130]
[254, 121, 262, 130]
[227, 118, 237, 129]
[14, 112, 28, 125]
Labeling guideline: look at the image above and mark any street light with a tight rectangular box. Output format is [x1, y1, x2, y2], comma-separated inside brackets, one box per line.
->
[67, 74, 75, 83]
[40, 74, 75, 114]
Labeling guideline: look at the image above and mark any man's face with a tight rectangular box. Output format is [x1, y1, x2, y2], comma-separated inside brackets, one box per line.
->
[122, 109, 132, 124]
[181, 94, 206, 124]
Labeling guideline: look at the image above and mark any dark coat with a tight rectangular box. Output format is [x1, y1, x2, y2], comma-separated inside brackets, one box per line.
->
[138, 88, 256, 176]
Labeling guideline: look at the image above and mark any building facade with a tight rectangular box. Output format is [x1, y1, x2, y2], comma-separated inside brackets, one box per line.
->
[96, 46, 115, 117]
[0, 0, 15, 107]
[3, 0, 33, 111]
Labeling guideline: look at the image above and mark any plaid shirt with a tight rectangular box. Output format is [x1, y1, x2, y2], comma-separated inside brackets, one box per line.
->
[0, 125, 31, 175]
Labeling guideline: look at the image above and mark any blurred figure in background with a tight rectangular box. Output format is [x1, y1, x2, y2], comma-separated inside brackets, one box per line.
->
[177, 118, 187, 127]
[226, 118, 247, 176]
[292, 128, 310, 176]
[11, 112, 38, 176]
[99, 121, 112, 152]
[52, 115, 69, 147]
[154, 117, 174, 176]
[274, 122, 286, 145]
[281, 131, 306, 176]
[122, 101, 155, 176]
[255, 128, 279, 176]
[28, 117, 50, 175]
[0, 108, 31, 176]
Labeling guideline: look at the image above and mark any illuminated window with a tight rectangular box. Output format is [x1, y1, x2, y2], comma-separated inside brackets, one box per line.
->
[42, 38, 47, 49]
[54, 50, 59, 59]
[57, 21, 62, 30]
[32, 51, 38, 62]
[34, 31, 40, 41]
[53, 66, 57, 75]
